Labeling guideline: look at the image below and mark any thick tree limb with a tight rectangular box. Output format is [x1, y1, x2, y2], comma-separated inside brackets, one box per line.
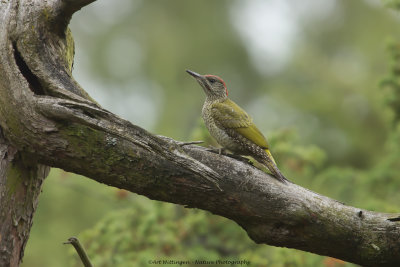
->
[0, 0, 399, 266]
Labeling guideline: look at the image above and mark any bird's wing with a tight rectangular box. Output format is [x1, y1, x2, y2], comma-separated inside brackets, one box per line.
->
[211, 99, 269, 149]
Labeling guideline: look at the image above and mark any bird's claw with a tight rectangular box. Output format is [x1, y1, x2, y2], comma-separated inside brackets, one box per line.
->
[388, 216, 400, 222]
[206, 146, 228, 155]
[206, 147, 252, 164]
[228, 154, 253, 165]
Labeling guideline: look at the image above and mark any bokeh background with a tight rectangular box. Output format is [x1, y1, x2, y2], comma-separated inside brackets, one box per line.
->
[21, 0, 400, 266]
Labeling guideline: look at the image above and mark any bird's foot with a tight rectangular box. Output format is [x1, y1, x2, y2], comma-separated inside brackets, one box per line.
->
[207, 147, 253, 164]
[388, 216, 400, 222]
[206, 146, 229, 155]
[226, 154, 253, 165]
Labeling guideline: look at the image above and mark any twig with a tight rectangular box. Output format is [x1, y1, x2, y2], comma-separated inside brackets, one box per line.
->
[64, 237, 93, 267]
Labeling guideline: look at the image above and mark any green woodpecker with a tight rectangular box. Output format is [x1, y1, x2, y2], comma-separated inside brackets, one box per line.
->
[187, 70, 289, 183]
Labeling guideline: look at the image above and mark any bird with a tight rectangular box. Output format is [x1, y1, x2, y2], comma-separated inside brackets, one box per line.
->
[186, 69, 289, 183]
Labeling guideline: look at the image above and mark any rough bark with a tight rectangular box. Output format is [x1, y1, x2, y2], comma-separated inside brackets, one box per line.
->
[0, 129, 49, 266]
[0, 0, 399, 266]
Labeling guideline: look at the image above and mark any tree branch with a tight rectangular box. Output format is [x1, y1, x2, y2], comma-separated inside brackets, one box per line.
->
[0, 0, 399, 266]
[59, 0, 97, 14]
[54, 0, 97, 34]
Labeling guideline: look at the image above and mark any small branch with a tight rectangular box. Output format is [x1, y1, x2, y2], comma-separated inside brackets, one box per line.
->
[64, 237, 93, 267]
[57, 0, 97, 22]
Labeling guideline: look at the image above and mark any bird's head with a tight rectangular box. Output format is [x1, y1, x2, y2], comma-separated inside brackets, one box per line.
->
[186, 70, 228, 99]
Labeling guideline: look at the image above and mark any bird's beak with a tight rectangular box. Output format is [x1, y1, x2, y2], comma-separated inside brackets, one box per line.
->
[187, 69, 211, 92]
[186, 69, 202, 79]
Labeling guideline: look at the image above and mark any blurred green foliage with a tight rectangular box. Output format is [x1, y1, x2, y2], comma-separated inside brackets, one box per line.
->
[381, 40, 400, 123]
[21, 0, 400, 266]
[68, 203, 349, 267]
[385, 0, 400, 9]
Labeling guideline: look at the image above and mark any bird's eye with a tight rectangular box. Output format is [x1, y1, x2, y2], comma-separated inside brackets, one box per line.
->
[209, 78, 216, 84]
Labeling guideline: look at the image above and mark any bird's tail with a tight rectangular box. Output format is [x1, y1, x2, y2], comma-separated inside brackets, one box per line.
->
[265, 149, 277, 165]
[260, 149, 290, 184]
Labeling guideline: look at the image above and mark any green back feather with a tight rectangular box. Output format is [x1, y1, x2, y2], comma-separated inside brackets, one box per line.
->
[211, 99, 270, 149]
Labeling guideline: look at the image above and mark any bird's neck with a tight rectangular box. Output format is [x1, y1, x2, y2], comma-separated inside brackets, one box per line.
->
[205, 95, 227, 103]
